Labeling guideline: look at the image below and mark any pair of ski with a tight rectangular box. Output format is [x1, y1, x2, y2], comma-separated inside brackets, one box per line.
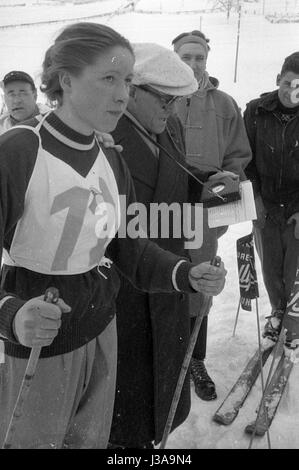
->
[213, 342, 294, 436]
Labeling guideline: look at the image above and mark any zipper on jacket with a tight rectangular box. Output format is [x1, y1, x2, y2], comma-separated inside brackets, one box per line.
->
[279, 125, 285, 197]
[276, 114, 297, 197]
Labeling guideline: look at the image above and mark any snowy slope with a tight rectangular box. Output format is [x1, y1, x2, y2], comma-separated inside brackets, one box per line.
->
[0, 0, 125, 26]
[1, 0, 299, 449]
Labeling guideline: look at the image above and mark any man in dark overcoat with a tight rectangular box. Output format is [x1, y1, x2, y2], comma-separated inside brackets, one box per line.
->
[108, 43, 231, 448]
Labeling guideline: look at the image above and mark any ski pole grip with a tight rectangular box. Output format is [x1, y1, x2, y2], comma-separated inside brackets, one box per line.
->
[44, 287, 59, 303]
[2, 287, 60, 449]
[211, 255, 221, 268]
[201, 255, 222, 313]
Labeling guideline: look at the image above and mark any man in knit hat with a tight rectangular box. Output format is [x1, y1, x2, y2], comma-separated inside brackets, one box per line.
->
[172, 31, 252, 401]
[0, 71, 49, 135]
[108, 43, 230, 449]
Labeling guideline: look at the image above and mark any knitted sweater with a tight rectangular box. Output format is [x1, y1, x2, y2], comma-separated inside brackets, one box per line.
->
[0, 112, 194, 358]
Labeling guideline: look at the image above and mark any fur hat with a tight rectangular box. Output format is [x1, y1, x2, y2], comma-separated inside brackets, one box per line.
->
[132, 43, 197, 96]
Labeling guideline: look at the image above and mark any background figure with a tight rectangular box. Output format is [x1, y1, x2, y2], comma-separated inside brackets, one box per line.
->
[0, 70, 49, 134]
[172, 30, 252, 401]
[244, 52, 299, 346]
[0, 23, 226, 449]
[109, 43, 226, 449]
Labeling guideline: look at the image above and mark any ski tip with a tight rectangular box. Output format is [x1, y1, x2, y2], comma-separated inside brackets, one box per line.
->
[245, 422, 267, 437]
[213, 412, 236, 426]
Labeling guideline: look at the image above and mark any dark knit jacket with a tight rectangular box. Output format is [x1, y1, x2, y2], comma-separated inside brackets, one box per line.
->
[0, 112, 195, 359]
[244, 90, 299, 219]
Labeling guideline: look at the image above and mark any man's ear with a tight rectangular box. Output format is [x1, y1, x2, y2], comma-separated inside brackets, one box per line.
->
[276, 73, 281, 87]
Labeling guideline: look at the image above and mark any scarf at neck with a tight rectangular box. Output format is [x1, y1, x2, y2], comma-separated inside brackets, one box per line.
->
[197, 71, 210, 91]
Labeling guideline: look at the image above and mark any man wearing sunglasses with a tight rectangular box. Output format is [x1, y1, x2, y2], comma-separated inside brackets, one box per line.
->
[172, 30, 252, 402]
[108, 42, 229, 449]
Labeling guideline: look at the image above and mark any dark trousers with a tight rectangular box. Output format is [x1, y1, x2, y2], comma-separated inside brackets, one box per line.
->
[190, 315, 208, 361]
[254, 208, 299, 312]
[188, 209, 219, 362]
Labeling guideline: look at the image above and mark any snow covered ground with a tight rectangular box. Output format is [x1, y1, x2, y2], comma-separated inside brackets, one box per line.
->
[0, 0, 125, 26]
[1, 0, 299, 450]
[169, 221, 299, 450]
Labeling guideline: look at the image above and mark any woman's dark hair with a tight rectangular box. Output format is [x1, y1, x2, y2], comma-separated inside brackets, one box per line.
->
[280, 52, 299, 76]
[41, 22, 134, 105]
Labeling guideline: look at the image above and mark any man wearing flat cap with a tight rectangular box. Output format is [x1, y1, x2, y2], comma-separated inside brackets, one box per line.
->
[172, 30, 252, 401]
[108, 43, 230, 449]
[0, 71, 49, 135]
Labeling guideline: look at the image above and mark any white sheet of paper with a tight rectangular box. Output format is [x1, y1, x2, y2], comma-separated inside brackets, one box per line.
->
[208, 180, 257, 228]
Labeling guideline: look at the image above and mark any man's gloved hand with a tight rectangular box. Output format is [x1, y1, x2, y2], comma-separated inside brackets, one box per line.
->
[13, 296, 71, 348]
[97, 132, 123, 152]
[188, 261, 227, 296]
[253, 194, 267, 230]
[287, 212, 299, 239]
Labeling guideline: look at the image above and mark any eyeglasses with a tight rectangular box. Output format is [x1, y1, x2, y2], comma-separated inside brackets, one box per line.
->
[137, 85, 180, 108]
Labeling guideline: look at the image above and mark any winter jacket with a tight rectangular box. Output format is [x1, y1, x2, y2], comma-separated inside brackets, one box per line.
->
[109, 113, 205, 446]
[0, 103, 50, 135]
[175, 76, 252, 315]
[0, 112, 195, 359]
[244, 90, 299, 219]
[175, 76, 252, 178]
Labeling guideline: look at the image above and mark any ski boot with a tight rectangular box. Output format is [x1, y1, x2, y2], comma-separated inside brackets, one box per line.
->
[262, 309, 285, 346]
[190, 358, 217, 401]
[284, 329, 299, 362]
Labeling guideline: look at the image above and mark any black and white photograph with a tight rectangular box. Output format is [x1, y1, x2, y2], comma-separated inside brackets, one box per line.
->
[0, 0, 299, 454]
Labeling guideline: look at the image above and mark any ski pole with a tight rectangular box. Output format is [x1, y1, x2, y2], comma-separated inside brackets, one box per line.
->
[232, 298, 241, 337]
[159, 256, 221, 449]
[2, 287, 60, 449]
[251, 296, 272, 449]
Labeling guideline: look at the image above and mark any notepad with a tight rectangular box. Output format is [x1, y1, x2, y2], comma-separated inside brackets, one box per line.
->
[208, 180, 257, 228]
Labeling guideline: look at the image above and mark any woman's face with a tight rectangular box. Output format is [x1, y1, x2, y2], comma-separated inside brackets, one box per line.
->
[61, 46, 135, 134]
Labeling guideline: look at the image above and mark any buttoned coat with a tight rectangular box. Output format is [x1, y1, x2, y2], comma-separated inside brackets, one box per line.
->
[175, 77, 252, 177]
